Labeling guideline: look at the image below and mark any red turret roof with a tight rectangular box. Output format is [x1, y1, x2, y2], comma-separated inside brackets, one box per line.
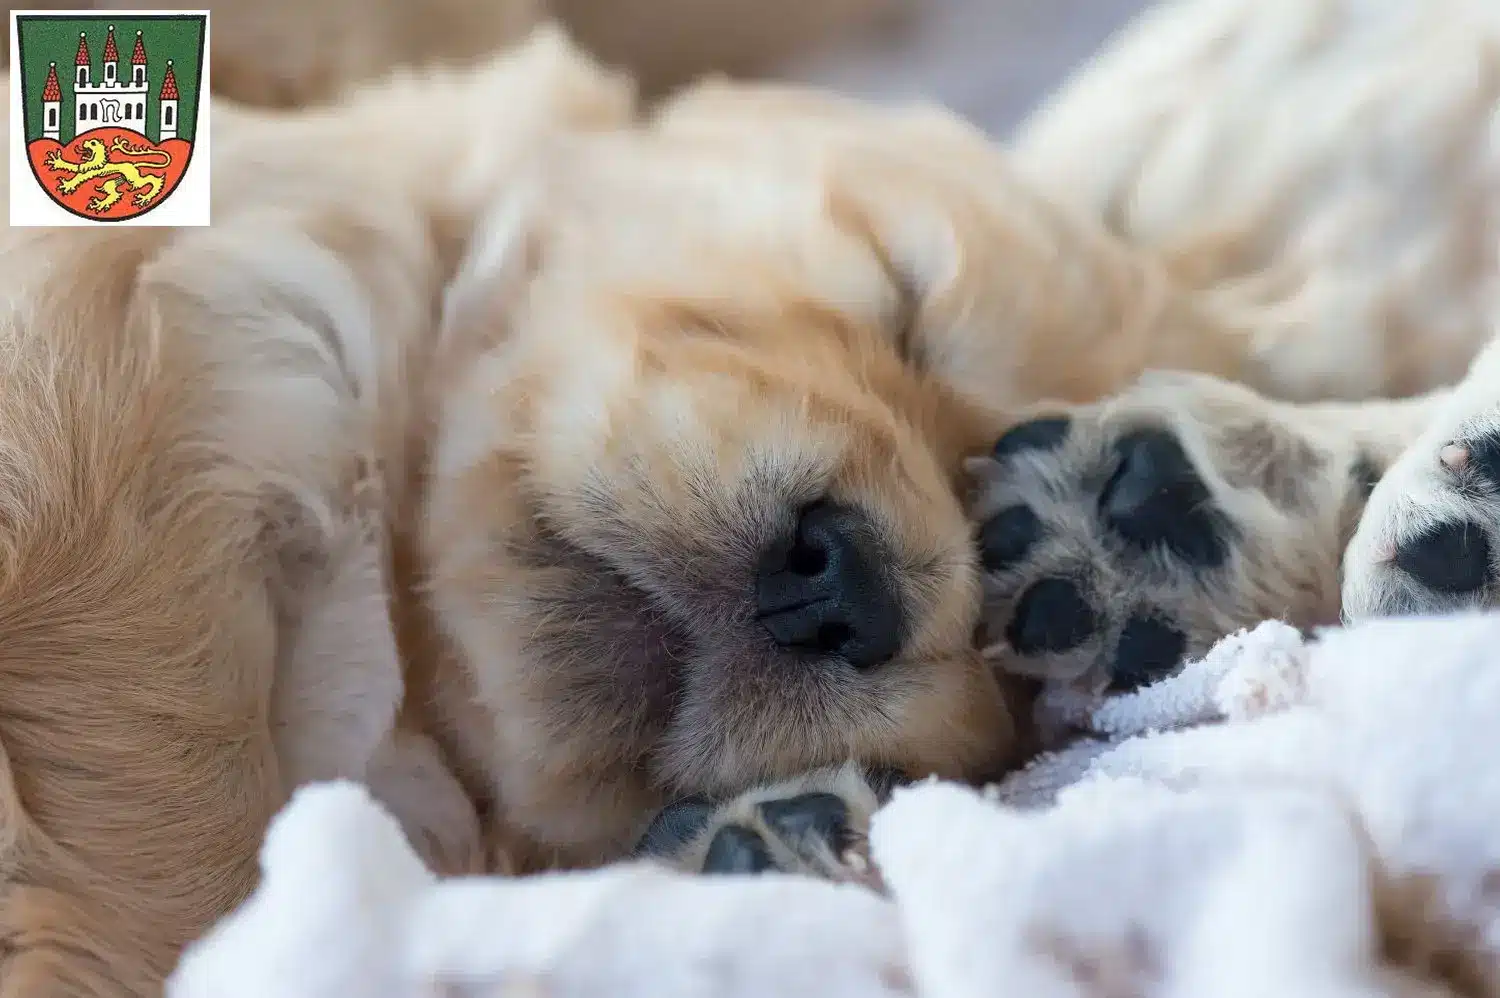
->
[74, 32, 89, 67]
[41, 62, 59, 102]
[160, 61, 178, 101]
[102, 25, 118, 62]
[131, 30, 146, 64]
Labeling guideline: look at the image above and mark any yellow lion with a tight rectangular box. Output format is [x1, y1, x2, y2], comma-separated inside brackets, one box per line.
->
[44, 136, 174, 212]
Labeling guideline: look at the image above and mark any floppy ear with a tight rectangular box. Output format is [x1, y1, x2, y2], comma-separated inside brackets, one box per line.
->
[654, 83, 1252, 419]
[436, 174, 548, 371]
[819, 113, 1257, 416]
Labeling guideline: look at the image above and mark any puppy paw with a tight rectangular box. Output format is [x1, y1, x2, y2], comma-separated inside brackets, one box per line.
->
[1343, 407, 1500, 618]
[967, 372, 1369, 708]
[633, 763, 890, 882]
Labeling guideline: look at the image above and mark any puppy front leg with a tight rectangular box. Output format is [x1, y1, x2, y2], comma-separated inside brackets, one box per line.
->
[263, 482, 401, 791]
[140, 213, 483, 872]
[365, 724, 485, 876]
[259, 466, 484, 875]
[271, 522, 485, 876]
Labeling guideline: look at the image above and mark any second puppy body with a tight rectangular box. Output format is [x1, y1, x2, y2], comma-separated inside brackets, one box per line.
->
[0, 32, 636, 995]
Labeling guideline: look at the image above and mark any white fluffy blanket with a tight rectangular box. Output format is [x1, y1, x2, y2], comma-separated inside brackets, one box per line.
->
[165, 613, 1500, 998]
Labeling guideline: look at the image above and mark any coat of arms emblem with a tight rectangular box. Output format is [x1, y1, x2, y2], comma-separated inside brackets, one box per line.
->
[11, 12, 208, 225]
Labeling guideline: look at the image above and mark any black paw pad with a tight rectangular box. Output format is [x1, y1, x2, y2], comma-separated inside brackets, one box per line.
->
[757, 792, 850, 854]
[702, 825, 775, 874]
[993, 416, 1071, 460]
[1394, 520, 1491, 594]
[979, 505, 1044, 572]
[634, 794, 717, 858]
[1100, 428, 1230, 567]
[1108, 615, 1186, 693]
[1006, 577, 1099, 655]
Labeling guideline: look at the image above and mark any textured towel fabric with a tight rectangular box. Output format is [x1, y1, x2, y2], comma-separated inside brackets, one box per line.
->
[166, 783, 909, 998]
[169, 613, 1500, 998]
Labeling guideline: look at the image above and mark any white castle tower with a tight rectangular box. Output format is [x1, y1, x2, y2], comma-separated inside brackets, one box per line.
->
[102, 21, 117, 84]
[72, 25, 150, 134]
[158, 60, 179, 141]
[41, 62, 60, 141]
[73, 31, 87, 87]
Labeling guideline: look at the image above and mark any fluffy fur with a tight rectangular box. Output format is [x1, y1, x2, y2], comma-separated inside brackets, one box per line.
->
[10, 0, 1500, 992]
[960, 0, 1500, 698]
[640, 0, 1500, 877]
[0, 31, 635, 994]
[0, 10, 1295, 989]
[413, 75, 1263, 871]
[1013, 0, 1500, 404]
[0, 22, 1170, 992]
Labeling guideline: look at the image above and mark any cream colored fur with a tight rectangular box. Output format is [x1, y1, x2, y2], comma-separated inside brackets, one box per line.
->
[978, 0, 1500, 662]
[1013, 0, 1500, 404]
[621, 0, 1500, 896]
[0, 20, 1237, 991]
[0, 31, 634, 995]
[7, 0, 1500, 993]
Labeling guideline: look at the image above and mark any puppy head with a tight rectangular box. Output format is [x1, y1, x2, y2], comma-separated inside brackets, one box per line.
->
[421, 132, 1015, 858]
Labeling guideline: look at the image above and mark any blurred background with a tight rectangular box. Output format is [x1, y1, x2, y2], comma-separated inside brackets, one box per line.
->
[559, 0, 1149, 136]
[778, 0, 1145, 136]
[6, 0, 1150, 136]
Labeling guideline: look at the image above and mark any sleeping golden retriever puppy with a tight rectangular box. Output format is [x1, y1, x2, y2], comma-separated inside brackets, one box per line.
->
[638, 0, 1500, 878]
[18, 0, 1500, 987]
[0, 23, 1286, 993]
[414, 75, 1271, 872]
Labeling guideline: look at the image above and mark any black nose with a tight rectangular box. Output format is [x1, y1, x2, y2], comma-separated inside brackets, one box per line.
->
[755, 501, 903, 669]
